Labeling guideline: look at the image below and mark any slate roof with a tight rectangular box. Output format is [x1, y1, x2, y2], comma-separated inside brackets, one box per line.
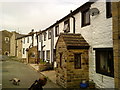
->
[58, 33, 90, 49]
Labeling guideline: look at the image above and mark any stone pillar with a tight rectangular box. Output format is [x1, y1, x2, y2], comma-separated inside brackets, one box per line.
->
[112, 2, 120, 88]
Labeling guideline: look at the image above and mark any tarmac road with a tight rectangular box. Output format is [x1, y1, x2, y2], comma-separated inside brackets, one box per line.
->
[2, 56, 61, 89]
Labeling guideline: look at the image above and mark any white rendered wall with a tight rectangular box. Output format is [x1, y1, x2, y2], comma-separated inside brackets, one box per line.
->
[54, 17, 74, 48]
[89, 1, 114, 88]
[43, 31, 51, 62]
[38, 31, 51, 62]
[22, 36, 32, 58]
[73, 1, 114, 88]
[37, 2, 114, 88]
[33, 34, 37, 46]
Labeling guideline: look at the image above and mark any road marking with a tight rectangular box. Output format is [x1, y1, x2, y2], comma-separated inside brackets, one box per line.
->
[0, 84, 2, 85]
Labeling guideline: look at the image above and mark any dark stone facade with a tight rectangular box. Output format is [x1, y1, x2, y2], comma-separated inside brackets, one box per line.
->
[0, 30, 12, 56]
[27, 46, 38, 63]
[56, 33, 89, 88]
[112, 2, 120, 88]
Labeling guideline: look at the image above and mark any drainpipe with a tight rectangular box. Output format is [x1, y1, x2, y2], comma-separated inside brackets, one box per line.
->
[15, 33, 17, 57]
[36, 32, 39, 64]
[70, 10, 75, 34]
[31, 29, 34, 46]
[51, 28, 54, 67]
[39, 30, 43, 62]
[15, 39, 17, 57]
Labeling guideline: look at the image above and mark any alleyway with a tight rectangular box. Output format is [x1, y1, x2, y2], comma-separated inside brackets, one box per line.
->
[2, 56, 61, 89]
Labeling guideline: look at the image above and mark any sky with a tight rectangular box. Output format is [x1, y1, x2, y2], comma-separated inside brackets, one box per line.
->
[0, 0, 89, 34]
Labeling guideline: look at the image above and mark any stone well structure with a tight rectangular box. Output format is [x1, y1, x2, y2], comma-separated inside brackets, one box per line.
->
[55, 33, 90, 88]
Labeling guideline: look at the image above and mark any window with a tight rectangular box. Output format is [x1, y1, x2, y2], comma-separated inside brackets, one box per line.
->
[43, 32, 47, 41]
[5, 37, 9, 43]
[23, 48, 25, 54]
[42, 51, 45, 61]
[30, 52, 35, 58]
[39, 35, 41, 42]
[46, 50, 50, 62]
[39, 51, 41, 58]
[59, 53, 63, 67]
[106, 1, 112, 18]
[54, 49, 56, 61]
[63, 19, 70, 33]
[55, 25, 59, 37]
[95, 48, 114, 77]
[23, 38, 25, 44]
[31, 34, 34, 46]
[74, 53, 81, 69]
[48, 30, 51, 39]
[81, 8, 90, 27]
[27, 37, 29, 43]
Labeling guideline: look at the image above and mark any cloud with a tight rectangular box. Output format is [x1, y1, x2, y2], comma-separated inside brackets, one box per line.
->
[0, 0, 88, 34]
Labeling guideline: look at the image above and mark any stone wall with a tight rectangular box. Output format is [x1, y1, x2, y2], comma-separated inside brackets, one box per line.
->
[66, 49, 89, 88]
[56, 37, 89, 88]
[112, 2, 120, 88]
[72, 2, 114, 88]
[1, 30, 12, 56]
[16, 39, 22, 58]
[56, 37, 67, 87]
[10, 32, 16, 56]
[27, 46, 38, 63]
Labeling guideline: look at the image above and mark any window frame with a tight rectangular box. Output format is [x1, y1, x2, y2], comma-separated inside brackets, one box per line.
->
[23, 48, 25, 54]
[74, 53, 82, 69]
[23, 38, 25, 44]
[106, 1, 112, 18]
[5, 37, 9, 43]
[81, 8, 90, 27]
[39, 34, 41, 42]
[63, 19, 70, 33]
[43, 32, 47, 41]
[27, 37, 29, 43]
[46, 50, 50, 61]
[55, 25, 59, 37]
[42, 51, 45, 61]
[48, 30, 51, 39]
[95, 48, 114, 77]
[30, 52, 36, 58]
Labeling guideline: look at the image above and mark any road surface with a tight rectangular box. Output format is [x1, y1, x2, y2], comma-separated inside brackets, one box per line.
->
[2, 56, 61, 89]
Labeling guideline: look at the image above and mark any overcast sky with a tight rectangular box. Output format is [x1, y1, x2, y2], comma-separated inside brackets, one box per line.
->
[0, 0, 89, 34]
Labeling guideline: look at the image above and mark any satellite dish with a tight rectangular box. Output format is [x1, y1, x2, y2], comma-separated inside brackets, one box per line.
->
[90, 8, 100, 16]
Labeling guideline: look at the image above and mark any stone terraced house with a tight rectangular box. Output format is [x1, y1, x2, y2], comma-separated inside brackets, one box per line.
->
[16, 29, 39, 63]
[0, 30, 23, 57]
[0, 30, 12, 56]
[10, 31, 23, 57]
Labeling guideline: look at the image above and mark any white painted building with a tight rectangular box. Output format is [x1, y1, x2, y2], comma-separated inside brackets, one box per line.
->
[21, 31, 37, 59]
[17, 0, 114, 88]
[38, 0, 114, 88]
[38, 15, 76, 65]
[22, 35, 32, 59]
[89, 1, 114, 88]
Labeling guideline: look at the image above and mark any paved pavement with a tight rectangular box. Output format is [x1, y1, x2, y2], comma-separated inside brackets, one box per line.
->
[29, 64, 56, 84]
[2, 56, 62, 89]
